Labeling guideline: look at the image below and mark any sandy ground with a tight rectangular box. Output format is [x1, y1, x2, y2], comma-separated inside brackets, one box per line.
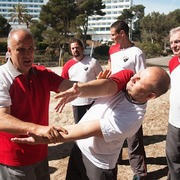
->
[48, 66, 170, 180]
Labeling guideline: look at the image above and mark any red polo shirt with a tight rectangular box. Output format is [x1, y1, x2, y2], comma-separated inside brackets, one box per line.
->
[0, 61, 64, 166]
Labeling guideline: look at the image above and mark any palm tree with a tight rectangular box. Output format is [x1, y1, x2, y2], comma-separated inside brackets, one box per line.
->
[23, 14, 33, 28]
[9, 3, 29, 26]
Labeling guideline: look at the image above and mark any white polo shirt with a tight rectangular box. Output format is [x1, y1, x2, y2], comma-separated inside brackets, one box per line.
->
[76, 69, 146, 169]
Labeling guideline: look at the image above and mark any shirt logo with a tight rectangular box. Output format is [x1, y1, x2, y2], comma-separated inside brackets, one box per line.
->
[84, 67, 89, 71]
[123, 56, 129, 62]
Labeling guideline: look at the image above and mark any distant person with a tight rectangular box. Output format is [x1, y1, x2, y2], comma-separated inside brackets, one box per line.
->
[166, 26, 180, 180]
[109, 20, 147, 180]
[61, 38, 103, 123]
[12, 67, 170, 180]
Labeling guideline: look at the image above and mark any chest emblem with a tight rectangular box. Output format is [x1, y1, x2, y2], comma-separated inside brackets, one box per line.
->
[123, 56, 129, 62]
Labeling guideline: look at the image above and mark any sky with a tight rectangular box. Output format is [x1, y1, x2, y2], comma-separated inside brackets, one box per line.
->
[133, 0, 180, 15]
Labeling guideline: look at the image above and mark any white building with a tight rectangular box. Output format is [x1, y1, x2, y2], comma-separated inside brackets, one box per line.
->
[0, 0, 48, 26]
[88, 0, 132, 42]
[0, 0, 132, 39]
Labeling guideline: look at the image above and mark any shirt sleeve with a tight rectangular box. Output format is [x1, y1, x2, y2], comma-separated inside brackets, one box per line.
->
[35, 66, 65, 93]
[169, 56, 179, 74]
[61, 63, 70, 79]
[46, 69, 65, 93]
[134, 49, 146, 72]
[109, 69, 134, 92]
[0, 80, 11, 107]
[61, 59, 77, 79]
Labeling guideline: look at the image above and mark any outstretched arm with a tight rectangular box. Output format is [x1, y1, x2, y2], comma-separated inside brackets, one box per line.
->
[55, 77, 118, 113]
[0, 107, 68, 143]
[11, 120, 102, 144]
[55, 69, 132, 113]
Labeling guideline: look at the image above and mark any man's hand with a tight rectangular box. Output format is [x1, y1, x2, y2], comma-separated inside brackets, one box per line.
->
[55, 83, 82, 113]
[11, 126, 68, 144]
[33, 125, 68, 144]
[97, 69, 111, 79]
[11, 132, 49, 144]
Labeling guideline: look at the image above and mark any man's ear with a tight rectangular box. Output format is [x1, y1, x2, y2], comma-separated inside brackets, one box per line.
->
[147, 92, 156, 100]
[7, 47, 11, 53]
[120, 30, 125, 36]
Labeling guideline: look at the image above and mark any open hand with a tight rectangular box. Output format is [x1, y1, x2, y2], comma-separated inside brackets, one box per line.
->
[97, 69, 111, 79]
[11, 132, 49, 144]
[55, 83, 81, 113]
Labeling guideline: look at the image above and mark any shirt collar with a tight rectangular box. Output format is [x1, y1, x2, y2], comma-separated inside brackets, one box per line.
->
[5, 59, 22, 78]
[125, 91, 147, 105]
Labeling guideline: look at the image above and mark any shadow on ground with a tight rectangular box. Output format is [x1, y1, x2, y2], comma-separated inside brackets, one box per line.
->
[144, 135, 166, 146]
[146, 166, 168, 180]
[122, 134, 166, 148]
[48, 135, 168, 178]
[48, 141, 74, 161]
[48, 135, 166, 161]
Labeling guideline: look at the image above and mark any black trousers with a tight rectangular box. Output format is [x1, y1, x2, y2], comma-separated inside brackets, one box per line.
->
[66, 144, 118, 180]
[72, 102, 94, 124]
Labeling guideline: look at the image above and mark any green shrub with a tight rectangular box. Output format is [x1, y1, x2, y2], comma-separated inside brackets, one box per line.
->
[94, 45, 109, 56]
[137, 42, 163, 58]
[0, 42, 7, 54]
[36, 42, 48, 50]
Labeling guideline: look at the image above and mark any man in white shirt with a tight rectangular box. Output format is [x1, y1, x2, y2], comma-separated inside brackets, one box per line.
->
[12, 67, 170, 180]
[61, 38, 102, 123]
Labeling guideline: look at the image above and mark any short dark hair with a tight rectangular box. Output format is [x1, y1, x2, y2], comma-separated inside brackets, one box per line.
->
[110, 20, 129, 35]
[69, 38, 84, 48]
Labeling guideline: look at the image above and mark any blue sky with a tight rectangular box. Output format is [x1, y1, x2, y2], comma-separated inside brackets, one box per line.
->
[133, 0, 180, 15]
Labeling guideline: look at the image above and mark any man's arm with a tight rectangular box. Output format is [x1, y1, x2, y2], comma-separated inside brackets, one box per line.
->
[11, 120, 102, 144]
[54, 78, 118, 113]
[55, 69, 132, 113]
[57, 70, 117, 97]
[78, 78, 118, 97]
[57, 79, 76, 92]
[0, 107, 67, 143]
